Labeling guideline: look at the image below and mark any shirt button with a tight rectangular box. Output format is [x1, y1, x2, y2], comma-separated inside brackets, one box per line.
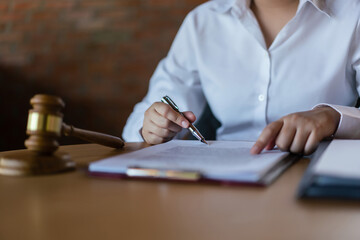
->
[258, 94, 265, 101]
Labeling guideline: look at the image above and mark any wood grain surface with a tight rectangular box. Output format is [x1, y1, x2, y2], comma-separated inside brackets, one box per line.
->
[1, 143, 359, 240]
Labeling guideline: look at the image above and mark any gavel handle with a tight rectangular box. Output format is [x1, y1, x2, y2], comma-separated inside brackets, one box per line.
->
[62, 123, 124, 149]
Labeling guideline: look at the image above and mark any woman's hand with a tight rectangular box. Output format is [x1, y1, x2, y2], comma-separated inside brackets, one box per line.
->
[251, 107, 340, 155]
[142, 102, 196, 144]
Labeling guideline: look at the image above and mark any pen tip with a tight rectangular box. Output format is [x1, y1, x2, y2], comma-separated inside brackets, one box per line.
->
[202, 139, 209, 145]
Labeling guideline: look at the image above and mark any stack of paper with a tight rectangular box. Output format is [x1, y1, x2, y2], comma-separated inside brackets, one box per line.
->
[89, 140, 297, 186]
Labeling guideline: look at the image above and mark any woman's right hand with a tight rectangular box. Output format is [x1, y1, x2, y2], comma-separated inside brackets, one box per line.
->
[141, 102, 196, 144]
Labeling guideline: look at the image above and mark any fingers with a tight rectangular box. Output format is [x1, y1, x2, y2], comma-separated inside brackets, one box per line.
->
[251, 119, 311, 155]
[250, 121, 283, 154]
[141, 131, 174, 145]
[251, 107, 340, 155]
[289, 129, 311, 154]
[275, 123, 296, 151]
[150, 110, 183, 133]
[303, 131, 322, 155]
[146, 119, 178, 138]
[183, 111, 196, 123]
[142, 102, 196, 145]
[154, 103, 190, 128]
[265, 138, 276, 151]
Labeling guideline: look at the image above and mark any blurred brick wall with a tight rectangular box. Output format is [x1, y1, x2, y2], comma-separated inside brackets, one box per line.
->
[0, 0, 206, 151]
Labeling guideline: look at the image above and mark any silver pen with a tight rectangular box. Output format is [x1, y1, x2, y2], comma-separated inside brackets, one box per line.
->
[161, 95, 209, 145]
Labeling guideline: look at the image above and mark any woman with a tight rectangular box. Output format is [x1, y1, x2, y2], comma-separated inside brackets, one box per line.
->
[122, 0, 360, 155]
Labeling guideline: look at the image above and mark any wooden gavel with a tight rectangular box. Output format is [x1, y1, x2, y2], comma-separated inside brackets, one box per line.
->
[25, 94, 124, 154]
[0, 94, 124, 176]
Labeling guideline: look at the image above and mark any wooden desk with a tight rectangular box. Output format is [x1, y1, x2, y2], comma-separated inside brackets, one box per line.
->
[0, 143, 359, 240]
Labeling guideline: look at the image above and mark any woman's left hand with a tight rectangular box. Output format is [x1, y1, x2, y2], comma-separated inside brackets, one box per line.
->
[250, 107, 340, 155]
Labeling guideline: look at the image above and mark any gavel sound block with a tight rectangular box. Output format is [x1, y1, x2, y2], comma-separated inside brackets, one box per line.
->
[0, 94, 124, 176]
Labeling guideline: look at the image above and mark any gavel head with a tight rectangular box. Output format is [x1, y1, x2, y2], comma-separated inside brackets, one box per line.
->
[25, 94, 65, 154]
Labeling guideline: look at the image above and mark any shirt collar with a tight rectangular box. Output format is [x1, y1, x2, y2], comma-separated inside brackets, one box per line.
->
[211, 0, 332, 17]
[210, 0, 242, 13]
[298, 0, 332, 17]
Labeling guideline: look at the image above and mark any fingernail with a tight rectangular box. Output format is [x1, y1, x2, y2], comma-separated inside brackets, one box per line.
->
[181, 121, 188, 128]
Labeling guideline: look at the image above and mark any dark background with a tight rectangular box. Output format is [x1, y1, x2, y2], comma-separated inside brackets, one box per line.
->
[0, 0, 206, 151]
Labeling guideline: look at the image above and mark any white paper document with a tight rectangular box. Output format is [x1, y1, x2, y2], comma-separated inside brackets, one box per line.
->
[89, 140, 290, 183]
[313, 140, 360, 180]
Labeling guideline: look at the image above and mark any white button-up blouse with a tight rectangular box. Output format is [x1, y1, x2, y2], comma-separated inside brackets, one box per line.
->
[122, 0, 360, 142]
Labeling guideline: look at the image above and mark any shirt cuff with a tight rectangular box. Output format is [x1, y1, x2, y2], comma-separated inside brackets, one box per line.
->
[122, 115, 145, 142]
[313, 103, 360, 139]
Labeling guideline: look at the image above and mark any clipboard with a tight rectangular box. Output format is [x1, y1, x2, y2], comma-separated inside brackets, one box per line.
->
[88, 140, 299, 186]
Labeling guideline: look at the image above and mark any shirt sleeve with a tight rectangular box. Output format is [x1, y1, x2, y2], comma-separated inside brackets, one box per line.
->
[122, 12, 206, 142]
[314, 18, 360, 139]
[313, 104, 360, 138]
